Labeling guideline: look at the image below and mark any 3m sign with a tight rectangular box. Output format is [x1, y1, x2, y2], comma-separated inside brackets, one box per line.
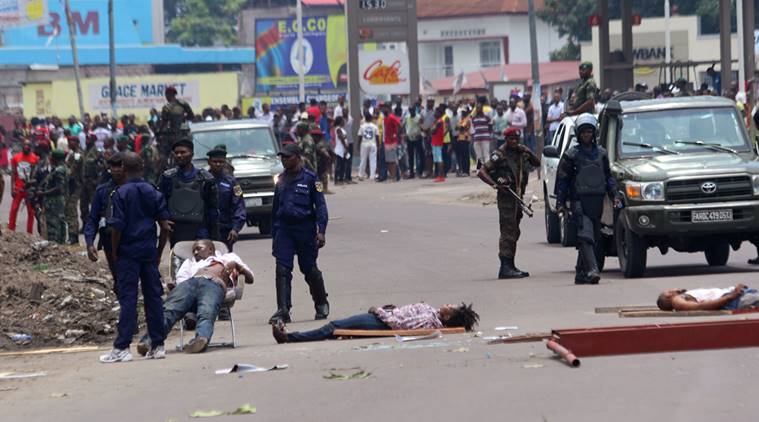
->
[38, 10, 99, 36]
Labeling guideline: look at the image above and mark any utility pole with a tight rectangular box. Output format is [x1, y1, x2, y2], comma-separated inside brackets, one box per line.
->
[296, 0, 305, 103]
[65, 0, 85, 119]
[664, 0, 671, 84]
[527, 0, 542, 154]
[108, 0, 117, 118]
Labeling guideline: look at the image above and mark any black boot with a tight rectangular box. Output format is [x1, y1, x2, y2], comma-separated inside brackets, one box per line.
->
[498, 257, 526, 279]
[268, 265, 292, 324]
[305, 267, 329, 320]
[574, 251, 589, 284]
[579, 242, 600, 284]
[511, 257, 530, 277]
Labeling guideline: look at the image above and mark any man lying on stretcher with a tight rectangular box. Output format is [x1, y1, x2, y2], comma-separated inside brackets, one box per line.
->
[657, 284, 759, 311]
[272, 302, 479, 343]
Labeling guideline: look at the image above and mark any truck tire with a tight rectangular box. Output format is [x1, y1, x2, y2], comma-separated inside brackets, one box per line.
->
[545, 197, 561, 244]
[615, 218, 647, 278]
[704, 242, 730, 266]
[560, 213, 576, 247]
[258, 217, 273, 236]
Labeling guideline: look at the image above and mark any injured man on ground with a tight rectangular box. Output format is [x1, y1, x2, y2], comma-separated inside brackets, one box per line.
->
[272, 302, 479, 343]
[138, 240, 254, 356]
[657, 284, 759, 312]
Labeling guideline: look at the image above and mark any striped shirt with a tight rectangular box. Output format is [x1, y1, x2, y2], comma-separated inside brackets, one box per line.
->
[471, 114, 492, 143]
[374, 303, 443, 330]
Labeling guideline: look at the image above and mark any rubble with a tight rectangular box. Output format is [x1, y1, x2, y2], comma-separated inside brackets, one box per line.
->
[0, 231, 120, 350]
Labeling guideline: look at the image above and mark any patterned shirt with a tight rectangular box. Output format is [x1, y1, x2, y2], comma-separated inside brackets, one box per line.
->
[374, 303, 443, 330]
[471, 114, 492, 143]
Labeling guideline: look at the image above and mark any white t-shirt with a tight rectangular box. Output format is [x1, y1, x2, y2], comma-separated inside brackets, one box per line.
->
[505, 107, 527, 129]
[333, 105, 344, 119]
[334, 127, 348, 158]
[547, 101, 564, 132]
[358, 122, 379, 147]
[175, 251, 253, 288]
[685, 287, 734, 303]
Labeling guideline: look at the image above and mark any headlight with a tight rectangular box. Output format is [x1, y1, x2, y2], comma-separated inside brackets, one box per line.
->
[273, 173, 281, 184]
[625, 181, 664, 201]
[752, 175, 759, 195]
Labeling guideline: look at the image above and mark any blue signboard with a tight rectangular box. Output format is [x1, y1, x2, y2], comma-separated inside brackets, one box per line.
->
[3, 0, 153, 47]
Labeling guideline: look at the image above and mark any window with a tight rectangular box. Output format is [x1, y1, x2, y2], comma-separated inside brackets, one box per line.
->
[479, 40, 501, 68]
[443, 45, 453, 77]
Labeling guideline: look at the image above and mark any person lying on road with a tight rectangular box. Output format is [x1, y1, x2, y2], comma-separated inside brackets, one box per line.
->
[137, 239, 254, 356]
[656, 284, 759, 312]
[272, 302, 479, 343]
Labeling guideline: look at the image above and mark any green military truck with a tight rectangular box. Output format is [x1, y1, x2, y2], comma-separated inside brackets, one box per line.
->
[594, 95, 759, 277]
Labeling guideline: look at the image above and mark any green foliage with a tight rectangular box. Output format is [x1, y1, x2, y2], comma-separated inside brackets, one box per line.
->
[549, 41, 581, 61]
[165, 0, 246, 47]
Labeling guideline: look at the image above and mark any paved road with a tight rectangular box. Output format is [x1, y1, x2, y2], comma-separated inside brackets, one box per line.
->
[2, 175, 759, 421]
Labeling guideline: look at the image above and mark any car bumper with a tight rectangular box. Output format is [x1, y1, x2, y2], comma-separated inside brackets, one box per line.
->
[243, 191, 274, 216]
[624, 200, 759, 236]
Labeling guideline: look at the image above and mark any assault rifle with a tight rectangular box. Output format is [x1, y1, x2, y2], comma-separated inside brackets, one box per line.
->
[496, 177, 534, 218]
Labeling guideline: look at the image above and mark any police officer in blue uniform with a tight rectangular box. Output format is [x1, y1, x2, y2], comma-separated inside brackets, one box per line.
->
[556, 114, 620, 285]
[158, 137, 219, 247]
[207, 147, 246, 252]
[101, 152, 171, 363]
[84, 152, 125, 286]
[269, 143, 330, 324]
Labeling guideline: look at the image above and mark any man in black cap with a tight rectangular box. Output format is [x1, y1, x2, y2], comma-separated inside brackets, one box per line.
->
[158, 138, 219, 247]
[269, 143, 330, 323]
[207, 147, 245, 252]
[566, 62, 598, 116]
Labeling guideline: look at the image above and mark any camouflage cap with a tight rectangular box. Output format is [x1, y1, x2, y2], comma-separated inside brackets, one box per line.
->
[579, 61, 593, 70]
[51, 149, 66, 160]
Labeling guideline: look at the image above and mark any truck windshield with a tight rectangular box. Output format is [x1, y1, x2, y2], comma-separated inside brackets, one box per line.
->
[192, 127, 278, 159]
[618, 107, 749, 156]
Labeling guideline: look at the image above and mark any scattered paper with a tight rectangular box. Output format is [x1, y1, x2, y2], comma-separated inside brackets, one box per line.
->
[353, 342, 451, 351]
[394, 330, 442, 343]
[215, 364, 288, 375]
[484, 333, 512, 342]
[0, 371, 47, 380]
[380, 230, 389, 233]
[50, 392, 68, 398]
[189, 409, 225, 418]
[448, 347, 470, 353]
[523, 363, 544, 369]
[324, 370, 371, 380]
[229, 404, 256, 415]
[494, 326, 519, 331]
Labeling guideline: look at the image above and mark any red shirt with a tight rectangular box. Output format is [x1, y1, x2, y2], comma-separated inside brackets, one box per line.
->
[307, 105, 321, 122]
[431, 118, 445, 147]
[11, 152, 39, 191]
[383, 114, 401, 146]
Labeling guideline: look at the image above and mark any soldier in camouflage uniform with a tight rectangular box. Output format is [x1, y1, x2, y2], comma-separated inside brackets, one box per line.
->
[567, 62, 598, 116]
[312, 128, 335, 194]
[80, 134, 104, 230]
[140, 132, 161, 185]
[65, 137, 83, 244]
[295, 122, 317, 173]
[478, 127, 540, 279]
[158, 86, 194, 173]
[39, 149, 70, 244]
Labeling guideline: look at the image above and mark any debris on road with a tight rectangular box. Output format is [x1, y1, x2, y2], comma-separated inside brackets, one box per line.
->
[324, 369, 371, 380]
[189, 409, 225, 418]
[494, 326, 519, 331]
[0, 371, 47, 380]
[230, 404, 257, 415]
[0, 231, 118, 350]
[215, 364, 288, 375]
[522, 363, 544, 369]
[448, 347, 470, 353]
[394, 330, 442, 342]
[50, 392, 68, 398]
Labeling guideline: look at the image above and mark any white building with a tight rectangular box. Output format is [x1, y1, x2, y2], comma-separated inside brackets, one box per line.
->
[417, 0, 564, 82]
[580, 15, 758, 91]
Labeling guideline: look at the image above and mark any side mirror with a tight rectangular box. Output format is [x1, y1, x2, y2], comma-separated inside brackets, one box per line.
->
[543, 145, 560, 158]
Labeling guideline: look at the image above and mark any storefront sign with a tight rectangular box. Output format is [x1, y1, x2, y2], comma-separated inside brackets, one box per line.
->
[255, 15, 347, 92]
[358, 48, 410, 95]
[88, 80, 199, 110]
[0, 0, 46, 29]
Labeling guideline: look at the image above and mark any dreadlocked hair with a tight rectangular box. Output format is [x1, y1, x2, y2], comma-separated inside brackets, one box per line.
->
[444, 302, 480, 332]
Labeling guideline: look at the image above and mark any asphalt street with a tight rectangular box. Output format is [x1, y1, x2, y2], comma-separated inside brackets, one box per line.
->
[1, 174, 759, 422]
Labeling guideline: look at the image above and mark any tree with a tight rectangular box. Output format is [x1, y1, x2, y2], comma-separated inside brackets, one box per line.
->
[165, 0, 246, 47]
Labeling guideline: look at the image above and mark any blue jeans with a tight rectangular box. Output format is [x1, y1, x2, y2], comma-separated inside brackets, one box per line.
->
[287, 313, 389, 342]
[114, 256, 165, 349]
[163, 277, 225, 341]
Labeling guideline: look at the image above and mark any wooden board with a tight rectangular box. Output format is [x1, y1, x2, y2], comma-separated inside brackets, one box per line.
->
[620, 308, 759, 318]
[0, 346, 104, 358]
[333, 327, 465, 337]
[487, 332, 552, 344]
[595, 305, 659, 314]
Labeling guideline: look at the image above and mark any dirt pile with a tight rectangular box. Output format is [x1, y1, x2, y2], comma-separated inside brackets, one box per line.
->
[0, 230, 119, 350]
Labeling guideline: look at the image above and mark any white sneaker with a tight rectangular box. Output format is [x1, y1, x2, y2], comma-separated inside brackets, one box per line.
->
[99, 348, 133, 363]
[145, 345, 166, 360]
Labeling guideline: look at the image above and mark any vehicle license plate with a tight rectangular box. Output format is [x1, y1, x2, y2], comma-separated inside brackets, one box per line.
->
[245, 197, 263, 207]
[691, 209, 733, 222]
